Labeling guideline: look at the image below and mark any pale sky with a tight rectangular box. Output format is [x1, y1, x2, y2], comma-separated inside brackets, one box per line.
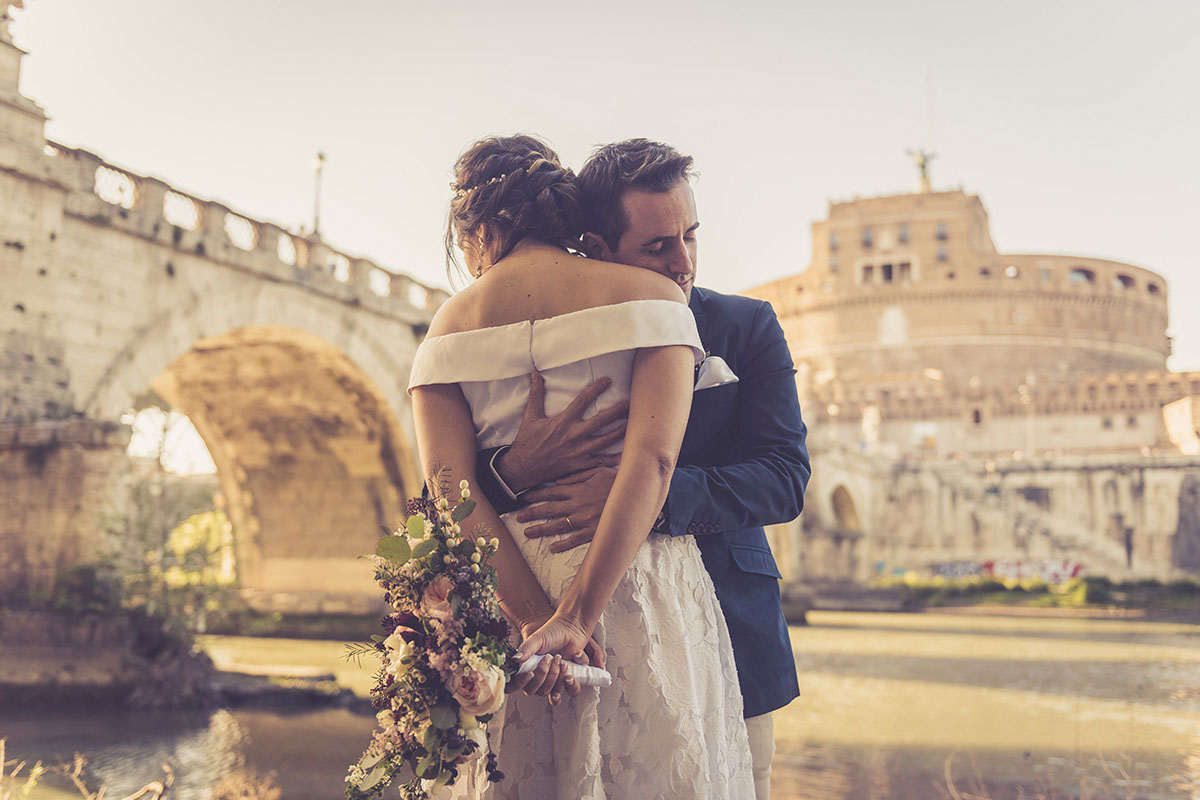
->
[12, 0, 1200, 369]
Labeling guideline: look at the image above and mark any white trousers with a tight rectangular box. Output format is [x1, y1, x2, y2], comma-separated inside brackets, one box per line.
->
[745, 712, 775, 800]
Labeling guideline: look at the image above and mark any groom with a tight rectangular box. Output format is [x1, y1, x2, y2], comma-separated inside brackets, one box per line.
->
[475, 139, 809, 799]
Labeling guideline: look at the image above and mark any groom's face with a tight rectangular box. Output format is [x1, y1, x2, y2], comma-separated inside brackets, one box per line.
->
[594, 179, 699, 300]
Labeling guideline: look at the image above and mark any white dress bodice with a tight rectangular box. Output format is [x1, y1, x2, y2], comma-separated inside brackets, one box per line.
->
[409, 299, 704, 450]
[407, 299, 753, 800]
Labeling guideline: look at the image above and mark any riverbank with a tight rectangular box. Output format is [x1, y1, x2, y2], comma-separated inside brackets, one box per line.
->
[8, 614, 1198, 800]
[800, 576, 1200, 623]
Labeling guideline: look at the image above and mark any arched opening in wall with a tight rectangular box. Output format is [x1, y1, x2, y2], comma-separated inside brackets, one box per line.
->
[831, 485, 862, 532]
[118, 392, 234, 631]
[133, 326, 415, 614]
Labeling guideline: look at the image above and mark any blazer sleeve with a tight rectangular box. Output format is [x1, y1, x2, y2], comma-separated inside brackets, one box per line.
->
[660, 300, 811, 535]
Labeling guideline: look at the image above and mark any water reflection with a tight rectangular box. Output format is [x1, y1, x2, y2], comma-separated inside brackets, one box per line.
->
[779, 612, 1200, 799]
[3, 611, 1198, 799]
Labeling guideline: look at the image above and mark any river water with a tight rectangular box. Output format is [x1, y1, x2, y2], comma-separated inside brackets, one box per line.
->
[3, 611, 1198, 800]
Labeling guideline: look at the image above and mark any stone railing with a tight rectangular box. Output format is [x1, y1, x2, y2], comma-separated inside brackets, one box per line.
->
[41, 142, 450, 322]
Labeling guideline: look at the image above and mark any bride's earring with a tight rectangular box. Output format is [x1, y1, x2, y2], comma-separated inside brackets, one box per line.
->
[475, 236, 489, 279]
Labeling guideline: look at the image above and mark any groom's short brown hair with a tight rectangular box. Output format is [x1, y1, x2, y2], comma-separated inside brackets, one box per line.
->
[578, 139, 695, 251]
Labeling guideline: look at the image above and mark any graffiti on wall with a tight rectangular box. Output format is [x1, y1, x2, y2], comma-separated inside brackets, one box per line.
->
[923, 558, 1083, 584]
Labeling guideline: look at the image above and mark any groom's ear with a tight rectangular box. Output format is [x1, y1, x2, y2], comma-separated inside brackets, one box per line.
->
[581, 232, 614, 261]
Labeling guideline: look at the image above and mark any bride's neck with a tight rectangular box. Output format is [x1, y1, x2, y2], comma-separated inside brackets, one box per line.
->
[505, 237, 565, 260]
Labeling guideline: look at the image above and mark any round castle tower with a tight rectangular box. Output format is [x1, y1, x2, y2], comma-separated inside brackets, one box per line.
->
[745, 174, 1186, 457]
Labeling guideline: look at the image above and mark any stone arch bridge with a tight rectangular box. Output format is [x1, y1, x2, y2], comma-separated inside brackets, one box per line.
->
[0, 25, 446, 611]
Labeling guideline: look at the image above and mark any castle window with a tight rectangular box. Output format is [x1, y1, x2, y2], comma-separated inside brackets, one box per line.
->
[936, 221, 948, 241]
[1068, 267, 1096, 284]
[899, 262, 912, 281]
[1041, 267, 1052, 281]
[898, 224, 909, 244]
[1101, 416, 1113, 429]
[937, 247, 948, 262]
[972, 409, 982, 425]
[829, 232, 838, 251]
[979, 267, 992, 278]
[861, 264, 874, 284]
[881, 263, 894, 282]
[862, 228, 874, 248]
[946, 271, 956, 280]
[1114, 274, 1135, 290]
[1147, 282, 1161, 295]
[1127, 415, 1138, 428]
[830, 254, 838, 272]
[1005, 265, 1020, 279]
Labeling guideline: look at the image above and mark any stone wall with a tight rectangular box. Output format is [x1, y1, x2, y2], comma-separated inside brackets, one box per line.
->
[0, 420, 128, 602]
[0, 30, 442, 612]
[768, 442, 1200, 584]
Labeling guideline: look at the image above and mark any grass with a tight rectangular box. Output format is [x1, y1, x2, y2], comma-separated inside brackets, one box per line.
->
[870, 574, 1200, 616]
[198, 634, 378, 698]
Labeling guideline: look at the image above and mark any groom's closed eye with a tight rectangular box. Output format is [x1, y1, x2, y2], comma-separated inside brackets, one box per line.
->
[642, 227, 699, 254]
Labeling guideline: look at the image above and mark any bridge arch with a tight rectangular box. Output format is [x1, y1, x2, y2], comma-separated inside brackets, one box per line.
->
[83, 282, 425, 611]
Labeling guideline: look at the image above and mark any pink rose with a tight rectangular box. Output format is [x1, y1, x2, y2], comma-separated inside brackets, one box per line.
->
[421, 574, 455, 622]
[447, 663, 505, 716]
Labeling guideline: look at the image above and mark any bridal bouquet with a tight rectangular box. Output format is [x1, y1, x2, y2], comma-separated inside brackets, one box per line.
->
[345, 478, 516, 800]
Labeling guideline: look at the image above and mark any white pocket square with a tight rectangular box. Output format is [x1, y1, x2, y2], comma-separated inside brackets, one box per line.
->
[694, 355, 739, 392]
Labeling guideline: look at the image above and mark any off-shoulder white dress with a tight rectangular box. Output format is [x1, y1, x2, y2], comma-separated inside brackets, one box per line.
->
[408, 300, 753, 800]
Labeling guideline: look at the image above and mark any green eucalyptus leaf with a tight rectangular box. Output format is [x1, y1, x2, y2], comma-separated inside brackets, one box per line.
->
[431, 770, 453, 792]
[360, 751, 385, 770]
[370, 634, 386, 642]
[379, 525, 393, 537]
[430, 704, 457, 729]
[358, 763, 387, 791]
[423, 725, 440, 750]
[451, 499, 476, 522]
[411, 538, 437, 560]
[416, 753, 437, 779]
[406, 515, 427, 539]
[376, 535, 411, 564]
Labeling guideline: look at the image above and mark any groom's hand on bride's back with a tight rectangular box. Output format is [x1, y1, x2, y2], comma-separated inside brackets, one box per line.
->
[495, 371, 626, 493]
[517, 466, 617, 552]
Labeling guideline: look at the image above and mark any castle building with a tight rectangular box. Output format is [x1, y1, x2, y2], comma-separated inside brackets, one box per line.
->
[747, 181, 1196, 460]
[745, 163, 1200, 584]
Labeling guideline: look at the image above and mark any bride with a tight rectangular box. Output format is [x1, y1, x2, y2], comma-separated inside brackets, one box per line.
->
[407, 134, 753, 799]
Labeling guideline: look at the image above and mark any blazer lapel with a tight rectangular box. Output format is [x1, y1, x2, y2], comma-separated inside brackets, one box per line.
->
[689, 287, 710, 350]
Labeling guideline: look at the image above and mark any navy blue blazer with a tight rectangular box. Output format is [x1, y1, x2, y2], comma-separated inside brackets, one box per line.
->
[476, 286, 810, 718]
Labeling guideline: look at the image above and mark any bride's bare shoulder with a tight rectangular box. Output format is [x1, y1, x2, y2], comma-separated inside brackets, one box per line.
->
[425, 286, 480, 338]
[566, 259, 687, 306]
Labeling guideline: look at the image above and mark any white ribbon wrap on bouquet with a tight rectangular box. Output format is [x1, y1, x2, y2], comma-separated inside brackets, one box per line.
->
[515, 654, 612, 688]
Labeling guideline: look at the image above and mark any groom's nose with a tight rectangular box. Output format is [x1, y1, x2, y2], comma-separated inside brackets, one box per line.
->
[666, 242, 695, 277]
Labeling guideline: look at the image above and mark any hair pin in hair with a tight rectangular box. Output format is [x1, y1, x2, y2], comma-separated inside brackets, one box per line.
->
[450, 171, 509, 198]
[450, 159, 549, 198]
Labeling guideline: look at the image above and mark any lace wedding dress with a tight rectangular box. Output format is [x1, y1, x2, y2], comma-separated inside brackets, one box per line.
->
[408, 299, 754, 800]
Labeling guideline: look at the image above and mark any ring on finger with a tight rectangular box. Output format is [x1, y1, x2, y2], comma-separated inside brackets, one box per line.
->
[564, 516, 573, 530]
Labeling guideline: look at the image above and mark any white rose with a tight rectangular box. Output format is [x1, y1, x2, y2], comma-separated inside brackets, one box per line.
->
[448, 663, 505, 716]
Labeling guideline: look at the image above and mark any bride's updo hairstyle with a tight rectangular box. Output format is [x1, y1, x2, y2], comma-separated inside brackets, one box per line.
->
[445, 134, 584, 278]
